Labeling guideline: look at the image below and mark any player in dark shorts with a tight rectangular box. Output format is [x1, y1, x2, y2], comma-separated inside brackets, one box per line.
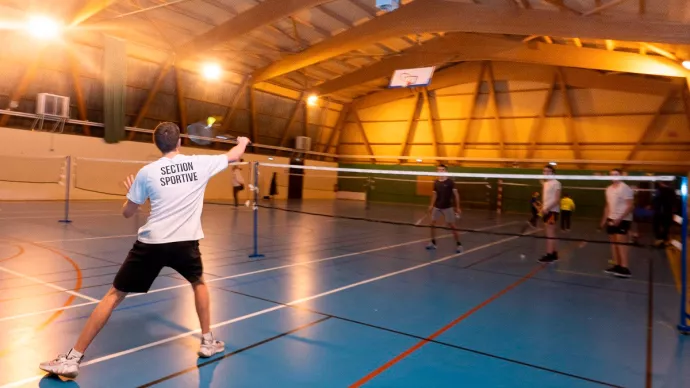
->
[426, 164, 463, 253]
[39, 123, 251, 379]
[601, 169, 634, 278]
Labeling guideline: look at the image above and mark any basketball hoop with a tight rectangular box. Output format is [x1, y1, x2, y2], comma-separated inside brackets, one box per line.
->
[388, 66, 435, 89]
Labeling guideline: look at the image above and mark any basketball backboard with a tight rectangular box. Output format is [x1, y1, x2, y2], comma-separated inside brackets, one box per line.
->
[388, 66, 436, 88]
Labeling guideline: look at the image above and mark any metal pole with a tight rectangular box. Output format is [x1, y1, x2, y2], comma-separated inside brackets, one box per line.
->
[249, 161, 264, 259]
[59, 156, 72, 223]
[678, 176, 689, 333]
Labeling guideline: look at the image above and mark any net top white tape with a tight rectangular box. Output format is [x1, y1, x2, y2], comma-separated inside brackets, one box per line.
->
[75, 157, 249, 167]
[260, 163, 676, 182]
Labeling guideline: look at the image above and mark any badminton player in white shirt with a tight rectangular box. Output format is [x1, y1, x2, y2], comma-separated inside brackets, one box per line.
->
[39, 122, 251, 379]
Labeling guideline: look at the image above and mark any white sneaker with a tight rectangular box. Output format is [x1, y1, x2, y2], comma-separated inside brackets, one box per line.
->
[198, 337, 225, 358]
[39, 351, 82, 378]
[425, 243, 437, 250]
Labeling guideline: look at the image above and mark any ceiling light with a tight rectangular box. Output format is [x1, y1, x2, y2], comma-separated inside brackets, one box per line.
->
[26, 15, 62, 40]
[682, 60, 690, 70]
[307, 94, 319, 106]
[201, 63, 222, 80]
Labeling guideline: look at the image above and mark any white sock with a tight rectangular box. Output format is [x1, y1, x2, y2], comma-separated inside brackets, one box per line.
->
[202, 332, 213, 342]
[68, 349, 83, 359]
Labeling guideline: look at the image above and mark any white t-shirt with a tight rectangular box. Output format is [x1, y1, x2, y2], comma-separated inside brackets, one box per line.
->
[542, 179, 562, 213]
[605, 182, 634, 221]
[126, 154, 229, 244]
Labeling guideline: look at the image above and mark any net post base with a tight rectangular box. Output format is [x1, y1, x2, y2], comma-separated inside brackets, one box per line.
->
[58, 219, 72, 223]
[249, 253, 265, 259]
[678, 324, 690, 335]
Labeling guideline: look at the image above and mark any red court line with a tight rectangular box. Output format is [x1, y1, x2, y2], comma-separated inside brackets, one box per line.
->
[0, 245, 24, 263]
[0, 242, 86, 357]
[350, 264, 546, 387]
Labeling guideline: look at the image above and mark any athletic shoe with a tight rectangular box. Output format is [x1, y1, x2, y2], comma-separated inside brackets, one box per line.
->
[39, 351, 83, 378]
[425, 243, 437, 250]
[537, 253, 558, 263]
[613, 267, 632, 278]
[198, 337, 225, 358]
[604, 265, 620, 275]
[456, 243, 464, 253]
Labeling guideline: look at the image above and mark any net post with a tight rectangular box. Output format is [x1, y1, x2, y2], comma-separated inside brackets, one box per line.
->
[249, 161, 264, 259]
[496, 179, 503, 214]
[59, 155, 72, 224]
[678, 176, 689, 334]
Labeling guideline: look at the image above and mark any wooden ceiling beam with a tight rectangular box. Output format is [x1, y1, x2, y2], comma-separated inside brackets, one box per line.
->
[354, 61, 683, 110]
[315, 33, 686, 96]
[175, 0, 335, 60]
[69, 0, 119, 26]
[252, 0, 690, 82]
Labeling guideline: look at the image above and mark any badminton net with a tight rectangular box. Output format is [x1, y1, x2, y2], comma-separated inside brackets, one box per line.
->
[0, 154, 67, 184]
[256, 162, 681, 245]
[72, 157, 252, 200]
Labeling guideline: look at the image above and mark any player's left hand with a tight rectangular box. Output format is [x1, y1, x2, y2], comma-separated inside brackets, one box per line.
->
[611, 218, 621, 226]
[123, 175, 135, 191]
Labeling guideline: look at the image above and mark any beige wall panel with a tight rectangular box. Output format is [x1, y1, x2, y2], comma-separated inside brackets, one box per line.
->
[531, 150, 576, 160]
[0, 127, 337, 201]
[466, 119, 502, 144]
[340, 123, 363, 143]
[339, 144, 366, 156]
[438, 119, 466, 143]
[570, 89, 666, 116]
[535, 118, 570, 143]
[439, 145, 461, 158]
[573, 116, 651, 143]
[325, 109, 340, 128]
[464, 149, 502, 159]
[410, 121, 434, 143]
[407, 145, 437, 157]
[471, 94, 493, 119]
[501, 118, 537, 143]
[505, 80, 552, 91]
[496, 91, 550, 118]
[655, 114, 690, 141]
[361, 122, 408, 143]
[579, 150, 633, 161]
[358, 97, 418, 121]
[435, 95, 480, 119]
[435, 83, 480, 96]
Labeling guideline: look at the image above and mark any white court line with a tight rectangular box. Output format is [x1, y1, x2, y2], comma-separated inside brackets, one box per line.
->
[0, 221, 520, 323]
[34, 234, 138, 244]
[1, 227, 534, 388]
[0, 213, 130, 220]
[0, 266, 99, 303]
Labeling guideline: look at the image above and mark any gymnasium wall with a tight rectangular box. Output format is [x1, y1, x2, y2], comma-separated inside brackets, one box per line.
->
[338, 62, 690, 171]
[0, 127, 337, 201]
[0, 34, 341, 153]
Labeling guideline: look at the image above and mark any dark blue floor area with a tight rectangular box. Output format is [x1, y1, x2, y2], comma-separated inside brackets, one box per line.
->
[0, 200, 687, 388]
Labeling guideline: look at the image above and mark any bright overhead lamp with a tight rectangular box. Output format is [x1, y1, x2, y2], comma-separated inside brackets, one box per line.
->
[26, 15, 62, 40]
[201, 62, 222, 80]
[307, 94, 319, 106]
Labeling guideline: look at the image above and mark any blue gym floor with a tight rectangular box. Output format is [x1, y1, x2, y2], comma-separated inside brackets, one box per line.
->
[0, 200, 688, 388]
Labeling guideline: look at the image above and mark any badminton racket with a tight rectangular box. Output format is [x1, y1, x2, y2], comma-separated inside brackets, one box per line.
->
[415, 212, 430, 225]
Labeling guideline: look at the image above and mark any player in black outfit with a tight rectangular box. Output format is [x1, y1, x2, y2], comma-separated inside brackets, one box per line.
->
[426, 164, 463, 253]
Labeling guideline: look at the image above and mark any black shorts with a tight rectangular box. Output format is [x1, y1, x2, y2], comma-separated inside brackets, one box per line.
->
[113, 240, 203, 293]
[543, 212, 559, 224]
[606, 219, 632, 235]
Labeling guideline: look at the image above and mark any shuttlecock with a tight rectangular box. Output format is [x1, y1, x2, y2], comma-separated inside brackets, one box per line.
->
[520, 254, 526, 260]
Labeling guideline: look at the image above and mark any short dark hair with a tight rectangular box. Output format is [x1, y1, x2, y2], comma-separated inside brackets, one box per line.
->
[544, 164, 555, 173]
[610, 168, 622, 174]
[438, 164, 447, 170]
[153, 122, 180, 153]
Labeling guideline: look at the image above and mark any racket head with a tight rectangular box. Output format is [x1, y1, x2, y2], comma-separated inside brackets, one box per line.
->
[187, 122, 213, 145]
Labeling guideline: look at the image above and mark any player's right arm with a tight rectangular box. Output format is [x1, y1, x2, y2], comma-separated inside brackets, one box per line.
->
[429, 186, 437, 212]
[226, 137, 251, 162]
